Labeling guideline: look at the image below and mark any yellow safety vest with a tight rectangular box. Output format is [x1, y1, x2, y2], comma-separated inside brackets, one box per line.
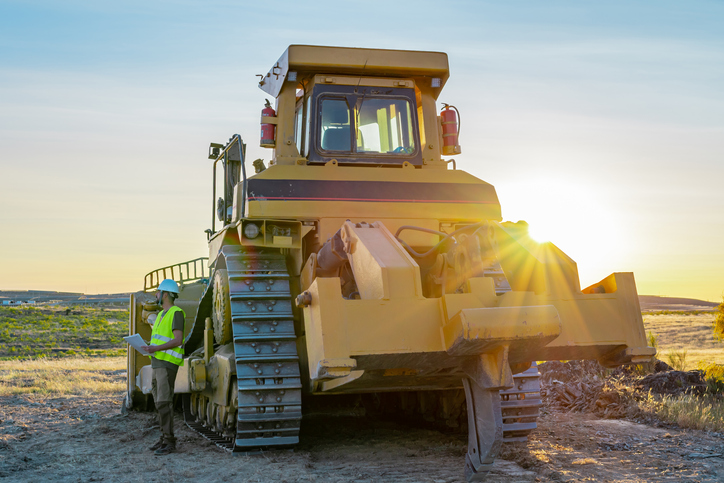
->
[150, 305, 185, 366]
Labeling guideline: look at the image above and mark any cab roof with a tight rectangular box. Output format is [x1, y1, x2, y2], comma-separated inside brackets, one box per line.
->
[259, 45, 450, 99]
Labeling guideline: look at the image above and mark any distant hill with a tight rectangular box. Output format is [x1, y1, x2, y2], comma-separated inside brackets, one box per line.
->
[639, 295, 719, 312]
[0, 290, 130, 305]
[1, 290, 719, 311]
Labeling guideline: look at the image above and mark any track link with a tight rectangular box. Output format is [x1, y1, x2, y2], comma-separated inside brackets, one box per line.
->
[183, 394, 235, 450]
[500, 363, 542, 442]
[184, 247, 302, 451]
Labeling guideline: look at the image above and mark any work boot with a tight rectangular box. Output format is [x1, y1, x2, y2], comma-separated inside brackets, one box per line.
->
[148, 437, 164, 451]
[154, 442, 176, 455]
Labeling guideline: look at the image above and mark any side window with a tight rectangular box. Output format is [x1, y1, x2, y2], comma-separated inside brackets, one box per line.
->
[294, 102, 303, 153]
[319, 98, 351, 152]
[304, 96, 311, 157]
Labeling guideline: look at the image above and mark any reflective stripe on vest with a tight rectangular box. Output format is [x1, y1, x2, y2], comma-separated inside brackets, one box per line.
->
[150, 305, 185, 366]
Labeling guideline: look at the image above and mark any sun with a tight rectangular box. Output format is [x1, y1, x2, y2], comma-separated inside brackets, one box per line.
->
[496, 177, 625, 288]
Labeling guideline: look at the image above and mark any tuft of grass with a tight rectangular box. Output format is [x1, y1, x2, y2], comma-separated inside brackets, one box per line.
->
[666, 349, 688, 371]
[647, 331, 658, 350]
[639, 391, 724, 433]
[0, 356, 126, 396]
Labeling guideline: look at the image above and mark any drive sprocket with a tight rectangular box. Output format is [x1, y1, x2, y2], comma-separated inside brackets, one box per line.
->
[212, 268, 233, 345]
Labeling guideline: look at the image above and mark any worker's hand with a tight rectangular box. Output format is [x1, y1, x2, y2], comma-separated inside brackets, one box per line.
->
[141, 345, 156, 353]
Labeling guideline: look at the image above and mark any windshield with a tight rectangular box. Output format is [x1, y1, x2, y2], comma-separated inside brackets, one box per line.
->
[319, 96, 416, 155]
[356, 98, 415, 155]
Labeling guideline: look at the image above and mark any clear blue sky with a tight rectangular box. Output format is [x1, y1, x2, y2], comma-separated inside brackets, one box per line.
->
[1, 1, 722, 300]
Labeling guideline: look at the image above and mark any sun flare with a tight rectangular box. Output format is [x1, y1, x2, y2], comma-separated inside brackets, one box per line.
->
[497, 177, 624, 288]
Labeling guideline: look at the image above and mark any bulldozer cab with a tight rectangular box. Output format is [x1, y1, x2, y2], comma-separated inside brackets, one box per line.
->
[259, 45, 450, 168]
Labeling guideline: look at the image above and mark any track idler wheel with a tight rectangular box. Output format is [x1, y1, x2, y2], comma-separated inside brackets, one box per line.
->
[212, 269, 233, 345]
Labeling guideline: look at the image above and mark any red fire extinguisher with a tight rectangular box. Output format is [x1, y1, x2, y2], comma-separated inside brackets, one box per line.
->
[260, 99, 276, 148]
[440, 104, 461, 155]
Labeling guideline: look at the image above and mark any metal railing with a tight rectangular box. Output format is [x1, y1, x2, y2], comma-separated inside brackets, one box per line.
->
[143, 258, 210, 292]
[209, 134, 247, 238]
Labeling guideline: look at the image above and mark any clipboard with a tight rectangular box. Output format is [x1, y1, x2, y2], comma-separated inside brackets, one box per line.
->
[123, 334, 152, 357]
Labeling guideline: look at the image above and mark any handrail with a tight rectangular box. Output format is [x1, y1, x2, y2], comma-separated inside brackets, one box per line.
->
[143, 257, 210, 292]
[210, 134, 246, 237]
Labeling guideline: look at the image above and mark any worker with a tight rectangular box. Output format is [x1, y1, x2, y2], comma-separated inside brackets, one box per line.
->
[142, 278, 185, 455]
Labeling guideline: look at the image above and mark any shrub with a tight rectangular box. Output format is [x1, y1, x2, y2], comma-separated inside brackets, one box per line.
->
[698, 362, 724, 394]
[713, 296, 724, 341]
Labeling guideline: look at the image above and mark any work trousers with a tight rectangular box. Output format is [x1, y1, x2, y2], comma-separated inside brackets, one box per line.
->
[151, 365, 179, 444]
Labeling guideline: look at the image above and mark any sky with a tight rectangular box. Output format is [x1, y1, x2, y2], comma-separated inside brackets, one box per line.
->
[0, 1, 722, 301]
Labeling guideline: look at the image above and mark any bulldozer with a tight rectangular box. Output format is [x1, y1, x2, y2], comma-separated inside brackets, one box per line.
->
[125, 45, 655, 481]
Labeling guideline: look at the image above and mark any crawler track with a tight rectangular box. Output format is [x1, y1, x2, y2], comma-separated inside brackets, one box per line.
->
[184, 247, 302, 452]
[501, 363, 542, 442]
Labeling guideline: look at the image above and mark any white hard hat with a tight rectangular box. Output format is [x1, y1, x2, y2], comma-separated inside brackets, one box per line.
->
[157, 279, 180, 294]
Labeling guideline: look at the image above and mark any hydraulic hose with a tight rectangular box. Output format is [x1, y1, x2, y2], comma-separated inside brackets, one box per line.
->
[395, 222, 486, 259]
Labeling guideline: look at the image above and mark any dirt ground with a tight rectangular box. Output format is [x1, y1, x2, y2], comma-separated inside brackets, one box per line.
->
[2, 388, 724, 483]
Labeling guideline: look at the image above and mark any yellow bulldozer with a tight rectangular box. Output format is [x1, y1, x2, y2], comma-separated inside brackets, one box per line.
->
[125, 45, 655, 481]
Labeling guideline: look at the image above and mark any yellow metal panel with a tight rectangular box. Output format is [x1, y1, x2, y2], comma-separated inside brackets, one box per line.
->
[418, 83, 444, 167]
[247, 163, 496, 188]
[345, 299, 445, 354]
[465, 277, 498, 308]
[539, 273, 654, 365]
[442, 305, 561, 357]
[246, 164, 501, 222]
[304, 278, 356, 381]
[249, 200, 499, 225]
[313, 75, 415, 89]
[303, 277, 444, 365]
[273, 236, 292, 246]
[489, 271, 653, 364]
[260, 45, 449, 99]
[342, 221, 423, 300]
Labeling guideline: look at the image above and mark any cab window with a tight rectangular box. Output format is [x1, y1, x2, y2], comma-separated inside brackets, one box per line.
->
[319, 98, 351, 152]
[304, 96, 312, 157]
[311, 84, 421, 165]
[356, 98, 415, 155]
[294, 86, 305, 154]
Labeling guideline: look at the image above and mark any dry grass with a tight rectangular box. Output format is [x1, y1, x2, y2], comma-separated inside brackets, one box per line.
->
[0, 356, 125, 396]
[639, 392, 724, 433]
[643, 313, 724, 369]
[636, 312, 724, 432]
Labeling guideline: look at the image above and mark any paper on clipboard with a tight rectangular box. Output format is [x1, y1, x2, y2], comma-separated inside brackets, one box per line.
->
[124, 334, 152, 356]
